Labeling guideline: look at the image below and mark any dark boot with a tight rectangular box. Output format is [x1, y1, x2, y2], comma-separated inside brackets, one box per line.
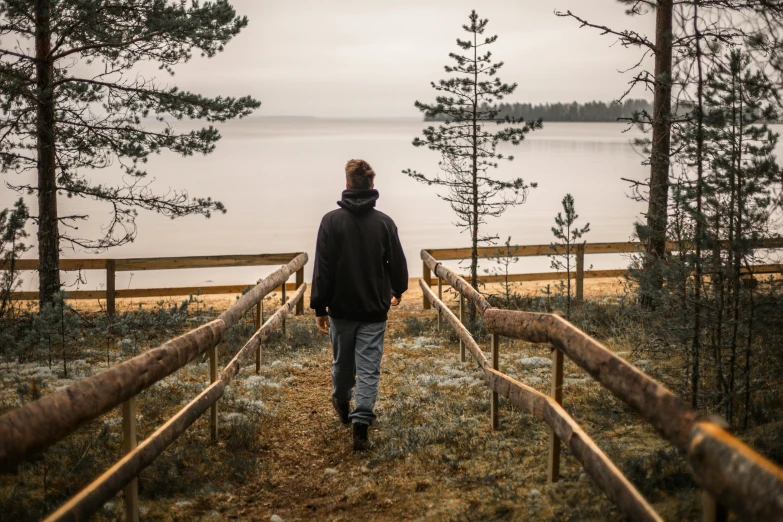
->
[353, 422, 369, 452]
[332, 396, 351, 424]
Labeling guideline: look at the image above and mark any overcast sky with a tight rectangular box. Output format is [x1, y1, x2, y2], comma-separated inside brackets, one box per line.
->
[165, 1, 654, 118]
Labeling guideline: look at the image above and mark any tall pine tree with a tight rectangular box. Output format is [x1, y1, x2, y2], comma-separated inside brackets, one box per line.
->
[0, 0, 260, 305]
[702, 48, 779, 424]
[404, 9, 540, 328]
[557, 1, 674, 306]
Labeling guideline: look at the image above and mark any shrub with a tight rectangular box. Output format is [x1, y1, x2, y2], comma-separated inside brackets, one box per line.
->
[401, 315, 434, 337]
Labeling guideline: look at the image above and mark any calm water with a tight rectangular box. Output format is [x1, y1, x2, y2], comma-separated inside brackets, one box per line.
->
[5, 119, 670, 293]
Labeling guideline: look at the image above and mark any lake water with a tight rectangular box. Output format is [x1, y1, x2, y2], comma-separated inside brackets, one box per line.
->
[5, 119, 668, 293]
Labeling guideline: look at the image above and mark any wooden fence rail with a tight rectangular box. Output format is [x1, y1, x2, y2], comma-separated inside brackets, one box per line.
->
[422, 238, 783, 309]
[426, 237, 783, 261]
[0, 252, 308, 522]
[44, 284, 307, 522]
[419, 281, 663, 522]
[0, 252, 306, 315]
[421, 249, 783, 521]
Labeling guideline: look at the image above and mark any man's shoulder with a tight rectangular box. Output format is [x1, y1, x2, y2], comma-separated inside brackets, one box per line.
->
[320, 208, 345, 224]
[371, 209, 397, 227]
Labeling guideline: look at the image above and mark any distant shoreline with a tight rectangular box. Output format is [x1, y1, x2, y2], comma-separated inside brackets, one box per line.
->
[247, 116, 635, 122]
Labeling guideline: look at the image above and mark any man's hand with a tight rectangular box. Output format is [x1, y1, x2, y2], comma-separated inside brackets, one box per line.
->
[391, 295, 401, 307]
[316, 315, 331, 334]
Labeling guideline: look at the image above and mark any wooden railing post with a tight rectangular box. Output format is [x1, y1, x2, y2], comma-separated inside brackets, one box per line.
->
[437, 276, 442, 332]
[548, 347, 564, 483]
[281, 282, 287, 336]
[575, 244, 585, 302]
[422, 260, 432, 310]
[121, 397, 139, 522]
[702, 417, 730, 522]
[459, 294, 466, 362]
[295, 267, 304, 315]
[210, 345, 218, 442]
[106, 259, 116, 317]
[255, 302, 262, 374]
[702, 491, 728, 522]
[490, 333, 499, 430]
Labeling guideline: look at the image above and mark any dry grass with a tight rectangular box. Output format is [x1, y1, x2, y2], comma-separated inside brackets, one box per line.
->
[1, 278, 780, 521]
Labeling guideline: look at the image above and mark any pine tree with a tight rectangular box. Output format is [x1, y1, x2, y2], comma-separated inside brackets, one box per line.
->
[651, 42, 781, 425]
[404, 9, 540, 328]
[548, 194, 590, 318]
[483, 237, 520, 309]
[558, 1, 783, 307]
[0, 0, 260, 306]
[557, 2, 674, 306]
[702, 48, 780, 424]
[0, 198, 29, 318]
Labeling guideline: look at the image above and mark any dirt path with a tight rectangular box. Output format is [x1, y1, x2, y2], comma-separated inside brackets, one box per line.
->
[189, 304, 630, 521]
[208, 343, 467, 522]
[172, 284, 671, 521]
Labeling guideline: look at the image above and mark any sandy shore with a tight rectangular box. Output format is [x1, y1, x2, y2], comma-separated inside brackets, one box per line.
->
[53, 276, 632, 315]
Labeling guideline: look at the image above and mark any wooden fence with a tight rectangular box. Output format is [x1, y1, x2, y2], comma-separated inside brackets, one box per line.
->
[421, 249, 783, 522]
[0, 253, 308, 521]
[421, 238, 783, 310]
[0, 252, 306, 315]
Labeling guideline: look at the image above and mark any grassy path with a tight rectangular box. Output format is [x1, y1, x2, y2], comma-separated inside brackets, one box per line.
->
[191, 305, 652, 521]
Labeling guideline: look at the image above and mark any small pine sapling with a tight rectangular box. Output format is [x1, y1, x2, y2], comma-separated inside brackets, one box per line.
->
[0, 198, 30, 319]
[548, 194, 590, 317]
[29, 292, 81, 376]
[483, 237, 520, 309]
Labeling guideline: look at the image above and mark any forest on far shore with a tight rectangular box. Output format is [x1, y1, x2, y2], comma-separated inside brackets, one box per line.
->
[425, 99, 653, 122]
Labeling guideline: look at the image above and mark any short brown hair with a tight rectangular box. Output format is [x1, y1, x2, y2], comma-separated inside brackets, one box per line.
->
[345, 159, 376, 189]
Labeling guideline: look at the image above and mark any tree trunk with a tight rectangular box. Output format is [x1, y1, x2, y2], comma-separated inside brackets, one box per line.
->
[742, 289, 754, 429]
[469, 29, 479, 331]
[60, 301, 67, 377]
[729, 73, 745, 426]
[35, 0, 60, 306]
[641, 0, 674, 306]
[566, 227, 572, 318]
[690, 4, 705, 409]
[712, 210, 725, 415]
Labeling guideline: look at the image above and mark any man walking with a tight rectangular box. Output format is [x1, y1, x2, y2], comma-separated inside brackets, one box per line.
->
[310, 159, 408, 451]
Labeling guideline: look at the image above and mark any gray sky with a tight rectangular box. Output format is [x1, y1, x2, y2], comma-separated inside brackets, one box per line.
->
[167, 1, 654, 118]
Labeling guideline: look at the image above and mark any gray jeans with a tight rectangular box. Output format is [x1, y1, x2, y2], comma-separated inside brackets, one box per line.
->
[329, 317, 386, 425]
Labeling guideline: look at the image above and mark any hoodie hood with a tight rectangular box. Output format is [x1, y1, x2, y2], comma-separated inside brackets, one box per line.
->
[337, 189, 379, 215]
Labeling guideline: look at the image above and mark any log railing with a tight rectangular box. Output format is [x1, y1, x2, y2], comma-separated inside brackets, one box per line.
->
[421, 238, 783, 310]
[420, 281, 662, 521]
[0, 252, 306, 316]
[421, 249, 783, 522]
[0, 253, 308, 522]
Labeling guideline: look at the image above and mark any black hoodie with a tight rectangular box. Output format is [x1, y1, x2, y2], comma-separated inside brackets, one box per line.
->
[310, 189, 408, 322]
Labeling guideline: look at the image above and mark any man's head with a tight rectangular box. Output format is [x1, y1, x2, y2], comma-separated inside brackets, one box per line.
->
[345, 159, 376, 190]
